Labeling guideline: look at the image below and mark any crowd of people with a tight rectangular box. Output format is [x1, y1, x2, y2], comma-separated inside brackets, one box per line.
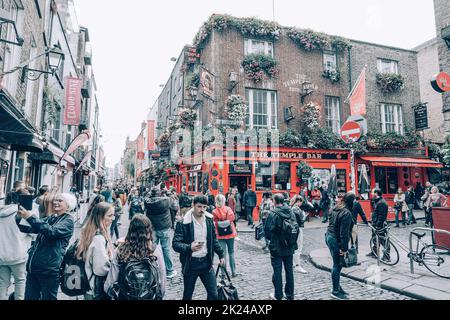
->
[0, 179, 446, 301]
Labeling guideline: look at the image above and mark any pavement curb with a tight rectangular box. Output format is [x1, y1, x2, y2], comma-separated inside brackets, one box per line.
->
[308, 251, 431, 300]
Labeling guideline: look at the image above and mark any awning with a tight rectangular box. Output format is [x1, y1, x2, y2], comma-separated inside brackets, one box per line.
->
[359, 156, 443, 168]
[0, 90, 44, 153]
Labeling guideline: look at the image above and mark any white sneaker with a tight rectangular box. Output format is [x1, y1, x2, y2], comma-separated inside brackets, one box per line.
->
[269, 293, 276, 300]
[166, 270, 178, 279]
[235, 237, 241, 241]
[295, 266, 308, 274]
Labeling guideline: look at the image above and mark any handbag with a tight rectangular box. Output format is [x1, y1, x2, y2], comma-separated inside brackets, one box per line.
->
[216, 266, 239, 301]
[340, 237, 358, 268]
[255, 223, 264, 241]
[217, 208, 233, 236]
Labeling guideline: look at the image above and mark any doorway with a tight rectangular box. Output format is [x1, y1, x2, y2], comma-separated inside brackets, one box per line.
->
[229, 175, 251, 219]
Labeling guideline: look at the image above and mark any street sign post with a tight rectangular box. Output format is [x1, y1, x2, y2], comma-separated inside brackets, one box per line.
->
[340, 121, 362, 144]
[341, 121, 363, 194]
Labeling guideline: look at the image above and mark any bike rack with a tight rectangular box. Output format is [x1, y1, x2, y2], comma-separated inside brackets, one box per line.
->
[409, 227, 450, 275]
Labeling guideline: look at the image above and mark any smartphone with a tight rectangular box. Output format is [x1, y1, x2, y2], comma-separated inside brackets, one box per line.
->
[18, 195, 34, 211]
[197, 241, 205, 246]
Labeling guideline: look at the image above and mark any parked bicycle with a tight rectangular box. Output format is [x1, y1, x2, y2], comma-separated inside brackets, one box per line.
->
[366, 222, 450, 279]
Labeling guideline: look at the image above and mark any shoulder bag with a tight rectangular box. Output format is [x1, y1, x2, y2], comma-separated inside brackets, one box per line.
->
[217, 208, 233, 236]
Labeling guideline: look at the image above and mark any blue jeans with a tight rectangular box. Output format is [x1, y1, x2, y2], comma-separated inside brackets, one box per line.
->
[219, 238, 236, 275]
[246, 207, 254, 225]
[0, 262, 26, 300]
[182, 259, 218, 300]
[322, 206, 330, 222]
[325, 233, 342, 293]
[262, 219, 270, 247]
[407, 204, 416, 224]
[154, 229, 174, 274]
[395, 209, 405, 226]
[24, 273, 60, 300]
[270, 254, 294, 300]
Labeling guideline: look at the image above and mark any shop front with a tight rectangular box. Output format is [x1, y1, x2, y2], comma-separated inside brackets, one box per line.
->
[356, 149, 443, 221]
[179, 146, 351, 222]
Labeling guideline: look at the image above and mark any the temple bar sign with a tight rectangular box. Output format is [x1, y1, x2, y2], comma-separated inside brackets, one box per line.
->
[248, 151, 348, 160]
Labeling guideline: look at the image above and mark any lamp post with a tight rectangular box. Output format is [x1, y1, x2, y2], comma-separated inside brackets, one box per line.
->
[21, 45, 65, 82]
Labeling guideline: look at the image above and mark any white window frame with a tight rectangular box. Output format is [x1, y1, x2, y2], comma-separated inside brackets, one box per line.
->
[245, 89, 277, 130]
[323, 52, 337, 72]
[377, 59, 399, 74]
[244, 39, 274, 57]
[381, 104, 403, 134]
[325, 96, 341, 134]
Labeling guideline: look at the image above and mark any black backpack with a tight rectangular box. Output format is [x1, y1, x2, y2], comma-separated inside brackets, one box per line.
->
[277, 212, 300, 247]
[60, 239, 91, 297]
[115, 257, 163, 300]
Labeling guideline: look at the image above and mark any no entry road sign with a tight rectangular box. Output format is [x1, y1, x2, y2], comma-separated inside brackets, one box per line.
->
[340, 121, 362, 143]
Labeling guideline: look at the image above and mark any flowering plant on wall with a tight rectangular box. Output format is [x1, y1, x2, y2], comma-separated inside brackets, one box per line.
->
[242, 54, 279, 82]
[376, 73, 405, 93]
[177, 108, 198, 130]
[302, 102, 321, 130]
[331, 36, 352, 51]
[297, 161, 313, 178]
[156, 131, 171, 146]
[287, 28, 330, 51]
[193, 14, 281, 48]
[225, 95, 248, 125]
[322, 69, 341, 83]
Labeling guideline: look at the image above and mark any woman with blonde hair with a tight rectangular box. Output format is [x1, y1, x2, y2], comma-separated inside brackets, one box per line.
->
[212, 194, 238, 277]
[394, 188, 407, 228]
[76, 202, 115, 300]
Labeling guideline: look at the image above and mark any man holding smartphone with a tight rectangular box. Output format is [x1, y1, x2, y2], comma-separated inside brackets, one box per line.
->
[173, 195, 225, 300]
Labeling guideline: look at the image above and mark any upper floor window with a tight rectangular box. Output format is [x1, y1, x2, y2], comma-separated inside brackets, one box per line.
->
[244, 39, 273, 57]
[381, 103, 403, 134]
[377, 59, 398, 74]
[323, 52, 337, 72]
[324, 96, 341, 134]
[245, 89, 277, 130]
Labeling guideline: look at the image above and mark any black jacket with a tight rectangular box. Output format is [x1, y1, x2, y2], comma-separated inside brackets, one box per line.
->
[352, 201, 368, 224]
[172, 210, 224, 275]
[371, 197, 389, 228]
[23, 213, 74, 275]
[405, 191, 415, 205]
[326, 206, 353, 252]
[144, 196, 172, 231]
[264, 204, 298, 256]
[179, 192, 192, 209]
[243, 190, 257, 208]
[320, 190, 331, 208]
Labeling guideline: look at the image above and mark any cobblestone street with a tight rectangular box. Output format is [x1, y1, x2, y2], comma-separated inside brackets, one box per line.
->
[163, 220, 413, 300]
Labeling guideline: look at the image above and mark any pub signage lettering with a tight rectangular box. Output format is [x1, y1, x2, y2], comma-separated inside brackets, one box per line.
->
[246, 151, 348, 160]
[229, 164, 252, 174]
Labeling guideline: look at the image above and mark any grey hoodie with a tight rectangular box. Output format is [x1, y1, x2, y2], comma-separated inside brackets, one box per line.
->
[0, 205, 34, 266]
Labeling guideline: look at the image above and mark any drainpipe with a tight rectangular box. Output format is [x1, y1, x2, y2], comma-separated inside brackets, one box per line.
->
[347, 46, 352, 93]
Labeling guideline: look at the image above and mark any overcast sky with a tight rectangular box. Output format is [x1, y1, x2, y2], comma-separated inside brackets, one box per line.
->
[74, 0, 437, 167]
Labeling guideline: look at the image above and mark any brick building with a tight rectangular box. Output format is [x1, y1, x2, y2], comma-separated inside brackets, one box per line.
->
[0, 0, 103, 200]
[433, 0, 450, 133]
[414, 38, 446, 143]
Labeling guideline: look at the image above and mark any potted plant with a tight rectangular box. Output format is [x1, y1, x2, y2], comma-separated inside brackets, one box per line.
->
[376, 73, 405, 93]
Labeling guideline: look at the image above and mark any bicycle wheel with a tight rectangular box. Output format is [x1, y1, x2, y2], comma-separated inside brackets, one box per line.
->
[420, 245, 450, 279]
[370, 236, 400, 266]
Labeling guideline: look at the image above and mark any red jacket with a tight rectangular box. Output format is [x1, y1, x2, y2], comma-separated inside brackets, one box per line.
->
[212, 206, 237, 240]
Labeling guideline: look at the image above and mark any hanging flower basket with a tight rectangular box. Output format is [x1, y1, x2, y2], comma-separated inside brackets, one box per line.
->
[156, 131, 171, 146]
[376, 73, 405, 93]
[297, 161, 313, 179]
[177, 108, 198, 130]
[225, 95, 248, 126]
[302, 102, 321, 130]
[242, 54, 279, 83]
[322, 69, 341, 83]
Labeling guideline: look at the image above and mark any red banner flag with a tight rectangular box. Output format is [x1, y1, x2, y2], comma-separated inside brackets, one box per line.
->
[347, 68, 366, 116]
[137, 134, 144, 160]
[147, 120, 155, 151]
[59, 130, 90, 166]
[64, 77, 82, 125]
